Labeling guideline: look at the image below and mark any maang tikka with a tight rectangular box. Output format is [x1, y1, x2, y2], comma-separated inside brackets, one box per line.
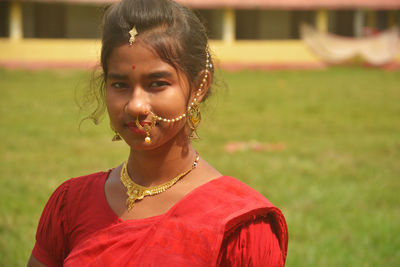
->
[129, 26, 138, 46]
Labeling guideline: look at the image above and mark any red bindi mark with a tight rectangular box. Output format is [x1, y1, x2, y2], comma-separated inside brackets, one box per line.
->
[131, 65, 136, 69]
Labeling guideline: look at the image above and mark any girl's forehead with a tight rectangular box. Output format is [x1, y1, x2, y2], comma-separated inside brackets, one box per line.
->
[108, 42, 174, 73]
[109, 42, 157, 63]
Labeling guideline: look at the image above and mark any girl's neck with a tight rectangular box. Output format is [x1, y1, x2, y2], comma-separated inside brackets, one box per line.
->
[126, 140, 197, 187]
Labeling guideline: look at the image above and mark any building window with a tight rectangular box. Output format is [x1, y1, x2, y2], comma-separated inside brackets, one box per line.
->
[195, 9, 223, 40]
[236, 10, 314, 40]
[330, 10, 355, 37]
[0, 2, 9, 37]
[33, 3, 66, 38]
[290, 10, 315, 39]
[22, 2, 103, 39]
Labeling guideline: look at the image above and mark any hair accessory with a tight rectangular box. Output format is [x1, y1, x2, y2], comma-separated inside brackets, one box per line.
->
[129, 26, 138, 46]
[136, 114, 157, 143]
[150, 47, 211, 135]
[120, 152, 200, 210]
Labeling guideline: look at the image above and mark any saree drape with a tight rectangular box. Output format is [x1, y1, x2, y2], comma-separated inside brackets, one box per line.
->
[33, 172, 288, 266]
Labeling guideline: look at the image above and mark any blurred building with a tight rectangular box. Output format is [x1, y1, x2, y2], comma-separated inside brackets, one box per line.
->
[0, 0, 399, 69]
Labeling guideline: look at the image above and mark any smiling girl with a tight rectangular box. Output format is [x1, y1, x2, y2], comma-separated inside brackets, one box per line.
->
[28, 0, 288, 266]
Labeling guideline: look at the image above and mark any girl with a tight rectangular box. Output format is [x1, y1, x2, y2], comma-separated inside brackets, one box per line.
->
[28, 0, 288, 266]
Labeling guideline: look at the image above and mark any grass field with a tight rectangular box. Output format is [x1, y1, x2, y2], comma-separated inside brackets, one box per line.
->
[1, 67, 399, 266]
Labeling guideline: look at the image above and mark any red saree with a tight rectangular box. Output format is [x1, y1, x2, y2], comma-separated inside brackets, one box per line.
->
[32, 172, 288, 266]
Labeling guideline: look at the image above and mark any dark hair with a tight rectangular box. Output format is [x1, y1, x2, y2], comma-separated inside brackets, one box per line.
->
[84, 0, 214, 124]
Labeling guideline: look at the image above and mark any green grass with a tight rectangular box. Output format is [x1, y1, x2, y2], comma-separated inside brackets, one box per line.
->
[1, 67, 399, 266]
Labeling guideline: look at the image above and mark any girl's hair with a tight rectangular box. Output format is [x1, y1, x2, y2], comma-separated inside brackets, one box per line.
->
[85, 0, 214, 124]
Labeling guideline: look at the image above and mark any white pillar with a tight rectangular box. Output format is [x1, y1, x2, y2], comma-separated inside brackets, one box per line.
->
[9, 0, 23, 40]
[223, 8, 235, 44]
[316, 9, 328, 33]
[354, 10, 364, 37]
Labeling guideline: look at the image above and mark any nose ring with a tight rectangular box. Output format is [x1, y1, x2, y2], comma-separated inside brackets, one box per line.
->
[136, 112, 157, 144]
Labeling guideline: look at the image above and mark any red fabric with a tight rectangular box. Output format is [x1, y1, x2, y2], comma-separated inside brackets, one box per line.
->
[217, 215, 284, 266]
[32, 172, 288, 266]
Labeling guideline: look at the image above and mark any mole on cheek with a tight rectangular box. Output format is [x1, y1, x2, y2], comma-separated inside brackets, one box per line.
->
[131, 65, 136, 70]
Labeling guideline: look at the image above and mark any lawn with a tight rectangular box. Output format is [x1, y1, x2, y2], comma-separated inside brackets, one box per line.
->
[0, 67, 399, 266]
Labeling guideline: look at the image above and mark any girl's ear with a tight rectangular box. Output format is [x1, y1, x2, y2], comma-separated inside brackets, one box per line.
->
[190, 70, 212, 103]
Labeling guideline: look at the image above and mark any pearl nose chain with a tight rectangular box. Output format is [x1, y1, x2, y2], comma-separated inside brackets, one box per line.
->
[135, 48, 212, 144]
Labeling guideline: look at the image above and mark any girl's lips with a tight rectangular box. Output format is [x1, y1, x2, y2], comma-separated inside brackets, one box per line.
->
[127, 124, 145, 135]
[126, 121, 153, 135]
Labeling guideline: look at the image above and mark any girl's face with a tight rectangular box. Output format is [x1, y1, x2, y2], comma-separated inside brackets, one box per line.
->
[105, 41, 192, 150]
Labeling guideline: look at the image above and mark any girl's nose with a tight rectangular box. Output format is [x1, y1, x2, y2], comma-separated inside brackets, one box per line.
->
[124, 87, 151, 117]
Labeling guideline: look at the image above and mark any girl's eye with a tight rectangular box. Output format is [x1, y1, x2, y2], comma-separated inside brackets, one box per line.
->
[150, 81, 170, 88]
[111, 82, 129, 89]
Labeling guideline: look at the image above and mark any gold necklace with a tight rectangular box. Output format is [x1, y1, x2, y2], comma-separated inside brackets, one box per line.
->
[120, 153, 200, 210]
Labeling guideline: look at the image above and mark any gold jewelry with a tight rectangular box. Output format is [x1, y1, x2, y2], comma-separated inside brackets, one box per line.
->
[110, 124, 122, 141]
[187, 102, 201, 139]
[136, 114, 157, 144]
[131, 48, 211, 142]
[112, 132, 122, 141]
[120, 153, 200, 210]
[151, 48, 211, 124]
[129, 26, 138, 46]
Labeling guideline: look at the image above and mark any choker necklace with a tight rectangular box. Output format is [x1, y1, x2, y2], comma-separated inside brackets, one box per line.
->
[120, 153, 200, 210]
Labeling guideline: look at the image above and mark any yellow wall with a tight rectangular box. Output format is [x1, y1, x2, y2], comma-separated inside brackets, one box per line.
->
[0, 38, 399, 68]
[0, 39, 322, 66]
[0, 38, 100, 63]
[211, 40, 320, 63]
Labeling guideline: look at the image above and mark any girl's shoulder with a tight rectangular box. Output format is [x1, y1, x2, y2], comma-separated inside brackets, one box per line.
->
[196, 175, 275, 209]
[67, 170, 110, 190]
[171, 175, 284, 228]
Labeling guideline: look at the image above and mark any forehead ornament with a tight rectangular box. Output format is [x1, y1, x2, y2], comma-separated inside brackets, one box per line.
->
[129, 26, 138, 46]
